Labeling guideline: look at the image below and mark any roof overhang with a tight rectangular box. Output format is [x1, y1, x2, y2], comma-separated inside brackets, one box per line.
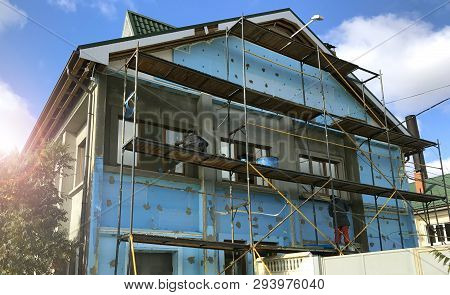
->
[26, 8, 413, 152]
[77, 8, 407, 134]
[79, 9, 317, 64]
[23, 52, 94, 152]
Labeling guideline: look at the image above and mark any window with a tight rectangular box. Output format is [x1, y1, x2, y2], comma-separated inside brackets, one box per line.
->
[221, 141, 236, 181]
[117, 117, 189, 175]
[135, 252, 173, 275]
[221, 139, 270, 186]
[117, 119, 138, 166]
[164, 129, 184, 174]
[299, 155, 339, 195]
[254, 146, 268, 186]
[426, 223, 450, 244]
[224, 240, 246, 275]
[446, 223, 450, 242]
[436, 225, 445, 242]
[427, 224, 436, 244]
[75, 139, 86, 186]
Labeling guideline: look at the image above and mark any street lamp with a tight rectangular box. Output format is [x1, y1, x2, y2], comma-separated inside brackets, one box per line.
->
[291, 14, 325, 39]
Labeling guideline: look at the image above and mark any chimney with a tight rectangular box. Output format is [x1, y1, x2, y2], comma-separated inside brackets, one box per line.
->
[405, 115, 427, 193]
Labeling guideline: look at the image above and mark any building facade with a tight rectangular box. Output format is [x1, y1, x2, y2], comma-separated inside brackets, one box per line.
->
[25, 9, 441, 275]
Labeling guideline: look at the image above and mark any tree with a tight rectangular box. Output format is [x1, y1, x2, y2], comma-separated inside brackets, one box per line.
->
[0, 143, 75, 274]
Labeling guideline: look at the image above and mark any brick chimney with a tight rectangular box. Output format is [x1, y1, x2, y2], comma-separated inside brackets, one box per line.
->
[405, 115, 427, 193]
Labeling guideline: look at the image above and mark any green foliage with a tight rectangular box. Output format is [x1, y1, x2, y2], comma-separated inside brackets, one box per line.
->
[430, 247, 450, 273]
[0, 143, 76, 274]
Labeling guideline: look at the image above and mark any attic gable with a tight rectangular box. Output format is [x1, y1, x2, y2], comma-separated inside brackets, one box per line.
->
[122, 10, 175, 37]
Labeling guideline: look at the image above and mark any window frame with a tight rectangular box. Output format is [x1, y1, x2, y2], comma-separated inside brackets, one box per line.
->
[163, 128, 185, 175]
[117, 118, 139, 167]
[75, 139, 86, 186]
[117, 116, 190, 176]
[298, 154, 341, 196]
[426, 222, 450, 245]
[220, 138, 271, 187]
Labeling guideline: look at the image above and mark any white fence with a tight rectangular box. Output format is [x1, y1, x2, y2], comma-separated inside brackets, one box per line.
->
[255, 246, 449, 275]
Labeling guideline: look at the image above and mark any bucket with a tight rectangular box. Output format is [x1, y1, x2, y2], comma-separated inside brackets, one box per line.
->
[124, 100, 134, 119]
[256, 156, 279, 168]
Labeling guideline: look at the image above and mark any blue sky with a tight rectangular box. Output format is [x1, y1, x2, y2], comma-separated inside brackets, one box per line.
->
[0, 0, 449, 174]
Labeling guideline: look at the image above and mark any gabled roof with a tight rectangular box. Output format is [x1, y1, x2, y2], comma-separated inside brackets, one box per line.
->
[127, 10, 175, 36]
[25, 8, 417, 151]
[77, 8, 409, 135]
[411, 174, 450, 211]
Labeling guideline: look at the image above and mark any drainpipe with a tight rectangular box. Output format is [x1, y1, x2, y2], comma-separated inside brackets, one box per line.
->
[405, 115, 428, 193]
[66, 64, 96, 275]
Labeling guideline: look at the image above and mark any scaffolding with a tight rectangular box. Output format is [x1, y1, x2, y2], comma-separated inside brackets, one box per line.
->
[113, 17, 449, 275]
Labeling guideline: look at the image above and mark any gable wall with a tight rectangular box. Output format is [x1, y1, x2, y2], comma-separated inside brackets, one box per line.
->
[173, 36, 375, 125]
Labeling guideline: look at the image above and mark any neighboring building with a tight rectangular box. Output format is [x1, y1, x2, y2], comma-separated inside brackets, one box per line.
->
[411, 174, 450, 246]
[25, 9, 442, 275]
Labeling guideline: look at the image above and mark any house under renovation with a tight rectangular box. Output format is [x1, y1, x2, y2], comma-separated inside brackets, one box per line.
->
[24, 8, 449, 275]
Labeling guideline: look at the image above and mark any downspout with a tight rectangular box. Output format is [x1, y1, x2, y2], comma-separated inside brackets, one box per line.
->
[66, 63, 96, 275]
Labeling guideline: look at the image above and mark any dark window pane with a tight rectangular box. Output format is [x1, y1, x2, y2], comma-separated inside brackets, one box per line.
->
[427, 225, 436, 244]
[445, 223, 450, 241]
[436, 225, 445, 242]
[224, 240, 246, 275]
[135, 252, 173, 275]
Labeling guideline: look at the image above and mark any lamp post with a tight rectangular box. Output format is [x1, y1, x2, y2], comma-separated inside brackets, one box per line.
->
[291, 14, 324, 39]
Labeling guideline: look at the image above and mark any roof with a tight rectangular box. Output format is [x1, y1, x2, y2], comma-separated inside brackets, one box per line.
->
[79, 8, 293, 50]
[127, 10, 175, 36]
[25, 8, 415, 151]
[411, 174, 450, 210]
[77, 8, 409, 135]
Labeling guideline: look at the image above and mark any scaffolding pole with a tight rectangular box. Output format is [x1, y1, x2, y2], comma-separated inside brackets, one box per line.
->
[379, 71, 404, 248]
[240, 17, 256, 274]
[318, 50, 432, 247]
[368, 139, 383, 250]
[113, 64, 128, 275]
[304, 121, 319, 245]
[437, 139, 450, 220]
[225, 27, 237, 275]
[316, 45, 339, 250]
[299, 56, 318, 245]
[128, 45, 139, 274]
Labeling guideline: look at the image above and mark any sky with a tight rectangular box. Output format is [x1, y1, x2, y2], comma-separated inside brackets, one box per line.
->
[0, 0, 449, 176]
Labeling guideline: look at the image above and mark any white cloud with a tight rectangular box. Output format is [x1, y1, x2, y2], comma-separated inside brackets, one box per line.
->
[427, 157, 450, 175]
[0, 0, 27, 32]
[93, 0, 117, 18]
[405, 156, 450, 184]
[48, 0, 77, 12]
[48, 0, 134, 18]
[325, 14, 450, 118]
[0, 81, 35, 153]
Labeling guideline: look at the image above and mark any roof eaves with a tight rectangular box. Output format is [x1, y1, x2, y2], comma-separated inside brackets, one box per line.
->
[23, 51, 80, 152]
[78, 8, 292, 50]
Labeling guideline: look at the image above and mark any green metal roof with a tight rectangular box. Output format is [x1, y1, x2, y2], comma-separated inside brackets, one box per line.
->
[128, 10, 175, 36]
[410, 173, 450, 210]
